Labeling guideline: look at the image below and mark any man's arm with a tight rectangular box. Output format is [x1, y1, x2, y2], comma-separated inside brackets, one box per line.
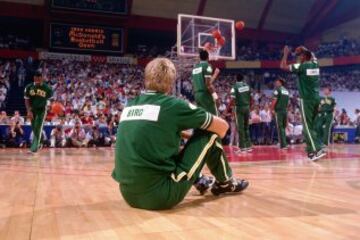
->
[205, 68, 220, 99]
[24, 98, 33, 120]
[280, 46, 290, 71]
[206, 116, 229, 139]
[271, 98, 277, 112]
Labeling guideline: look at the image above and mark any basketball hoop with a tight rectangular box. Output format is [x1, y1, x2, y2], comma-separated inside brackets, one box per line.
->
[206, 45, 221, 61]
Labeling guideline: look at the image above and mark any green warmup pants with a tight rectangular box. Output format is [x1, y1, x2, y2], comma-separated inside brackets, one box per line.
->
[275, 111, 288, 148]
[235, 107, 251, 150]
[30, 108, 46, 152]
[120, 131, 233, 210]
[315, 112, 334, 146]
[299, 99, 322, 153]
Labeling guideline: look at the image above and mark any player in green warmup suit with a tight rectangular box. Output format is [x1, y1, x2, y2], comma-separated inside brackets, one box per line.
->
[230, 74, 252, 153]
[24, 70, 53, 154]
[271, 77, 289, 150]
[315, 85, 336, 148]
[191, 50, 236, 188]
[281, 46, 326, 161]
[112, 58, 248, 210]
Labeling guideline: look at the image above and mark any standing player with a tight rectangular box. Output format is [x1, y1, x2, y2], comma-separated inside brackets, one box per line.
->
[230, 74, 252, 153]
[192, 49, 220, 115]
[112, 58, 249, 210]
[24, 70, 53, 153]
[280, 46, 326, 161]
[315, 85, 336, 148]
[271, 77, 289, 150]
[191, 50, 234, 182]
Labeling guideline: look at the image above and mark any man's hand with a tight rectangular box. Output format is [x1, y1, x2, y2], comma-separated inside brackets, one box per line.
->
[27, 111, 33, 120]
[214, 68, 220, 76]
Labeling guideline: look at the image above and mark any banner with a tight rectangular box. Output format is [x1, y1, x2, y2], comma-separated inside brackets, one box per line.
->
[39, 52, 91, 62]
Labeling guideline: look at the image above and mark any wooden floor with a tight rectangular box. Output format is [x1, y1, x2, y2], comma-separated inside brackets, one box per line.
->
[1, 145, 360, 240]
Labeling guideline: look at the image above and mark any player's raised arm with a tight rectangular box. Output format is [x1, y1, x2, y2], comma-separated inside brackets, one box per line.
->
[280, 45, 290, 71]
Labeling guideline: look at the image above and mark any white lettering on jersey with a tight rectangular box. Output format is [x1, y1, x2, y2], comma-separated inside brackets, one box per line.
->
[306, 68, 320, 76]
[281, 89, 289, 95]
[120, 105, 160, 122]
[238, 86, 249, 93]
[192, 67, 202, 75]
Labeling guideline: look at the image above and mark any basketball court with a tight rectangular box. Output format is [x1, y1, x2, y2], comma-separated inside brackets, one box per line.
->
[1, 145, 359, 239]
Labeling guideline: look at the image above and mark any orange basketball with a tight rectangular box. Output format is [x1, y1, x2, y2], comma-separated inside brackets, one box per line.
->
[51, 102, 64, 115]
[217, 36, 226, 46]
[235, 21, 245, 31]
[212, 30, 222, 39]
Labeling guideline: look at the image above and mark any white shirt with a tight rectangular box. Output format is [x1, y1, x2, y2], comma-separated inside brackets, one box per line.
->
[260, 110, 272, 123]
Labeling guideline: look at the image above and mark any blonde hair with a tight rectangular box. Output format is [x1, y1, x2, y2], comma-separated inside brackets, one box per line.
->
[144, 58, 176, 94]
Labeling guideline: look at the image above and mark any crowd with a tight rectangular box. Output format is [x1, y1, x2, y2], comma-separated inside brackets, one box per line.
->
[236, 37, 360, 61]
[0, 40, 359, 148]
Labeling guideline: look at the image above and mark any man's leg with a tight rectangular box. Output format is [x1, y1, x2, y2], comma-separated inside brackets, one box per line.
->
[120, 132, 220, 210]
[323, 113, 334, 146]
[276, 112, 287, 148]
[243, 109, 252, 149]
[236, 109, 246, 150]
[30, 110, 46, 152]
[299, 99, 322, 153]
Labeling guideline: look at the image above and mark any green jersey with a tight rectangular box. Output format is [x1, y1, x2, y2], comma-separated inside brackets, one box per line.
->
[24, 83, 53, 110]
[231, 81, 250, 109]
[273, 86, 289, 112]
[319, 96, 336, 113]
[112, 91, 213, 193]
[191, 61, 213, 94]
[290, 60, 320, 99]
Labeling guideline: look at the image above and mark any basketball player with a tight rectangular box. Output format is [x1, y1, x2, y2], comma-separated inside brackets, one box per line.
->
[271, 77, 289, 149]
[280, 46, 326, 161]
[230, 74, 252, 153]
[112, 58, 248, 210]
[24, 70, 53, 153]
[315, 85, 336, 148]
[191, 50, 238, 188]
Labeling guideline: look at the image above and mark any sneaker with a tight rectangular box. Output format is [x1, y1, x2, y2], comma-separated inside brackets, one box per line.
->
[246, 148, 253, 152]
[193, 175, 214, 195]
[211, 178, 249, 196]
[235, 148, 248, 155]
[280, 146, 289, 150]
[308, 149, 327, 162]
[27, 150, 38, 155]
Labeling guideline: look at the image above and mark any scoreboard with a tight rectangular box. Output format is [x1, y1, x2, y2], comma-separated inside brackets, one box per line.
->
[50, 23, 124, 53]
[51, 0, 127, 15]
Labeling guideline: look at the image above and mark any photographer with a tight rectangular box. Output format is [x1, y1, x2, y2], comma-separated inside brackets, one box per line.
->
[6, 121, 26, 148]
[68, 121, 86, 147]
[86, 125, 110, 147]
[50, 124, 66, 148]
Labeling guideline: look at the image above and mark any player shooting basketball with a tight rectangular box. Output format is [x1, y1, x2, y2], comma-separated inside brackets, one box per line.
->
[280, 46, 326, 161]
[112, 58, 248, 210]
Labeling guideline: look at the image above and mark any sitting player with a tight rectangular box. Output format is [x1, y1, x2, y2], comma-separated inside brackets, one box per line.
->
[112, 58, 249, 210]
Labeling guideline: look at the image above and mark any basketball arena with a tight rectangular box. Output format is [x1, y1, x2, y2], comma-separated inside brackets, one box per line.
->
[0, 0, 360, 239]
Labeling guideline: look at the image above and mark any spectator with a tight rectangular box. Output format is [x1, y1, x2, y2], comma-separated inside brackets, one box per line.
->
[0, 111, 9, 124]
[250, 106, 261, 144]
[6, 121, 25, 147]
[68, 121, 87, 147]
[259, 105, 272, 144]
[10, 110, 24, 125]
[50, 124, 66, 148]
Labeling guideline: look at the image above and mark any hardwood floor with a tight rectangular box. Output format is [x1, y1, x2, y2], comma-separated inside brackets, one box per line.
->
[0, 145, 359, 239]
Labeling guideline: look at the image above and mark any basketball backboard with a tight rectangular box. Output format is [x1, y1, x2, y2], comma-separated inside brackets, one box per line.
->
[177, 14, 235, 60]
